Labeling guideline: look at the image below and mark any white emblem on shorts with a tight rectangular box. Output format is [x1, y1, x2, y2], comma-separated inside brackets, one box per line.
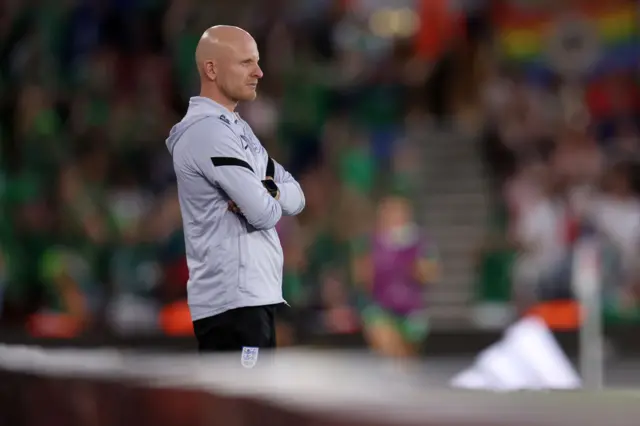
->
[241, 347, 259, 368]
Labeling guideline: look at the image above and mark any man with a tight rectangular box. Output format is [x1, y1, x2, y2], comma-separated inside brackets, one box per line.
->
[165, 26, 305, 364]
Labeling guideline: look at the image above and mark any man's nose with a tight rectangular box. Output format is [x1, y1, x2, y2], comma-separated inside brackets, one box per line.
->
[254, 65, 264, 79]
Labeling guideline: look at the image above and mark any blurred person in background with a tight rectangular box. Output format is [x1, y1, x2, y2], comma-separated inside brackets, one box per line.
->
[106, 157, 161, 336]
[279, 177, 367, 342]
[30, 243, 101, 338]
[584, 162, 640, 311]
[353, 194, 439, 359]
[588, 71, 640, 145]
[314, 185, 370, 336]
[280, 163, 365, 341]
[2, 174, 57, 328]
[551, 126, 604, 192]
[275, 215, 305, 346]
[25, 141, 114, 337]
[604, 118, 640, 160]
[509, 162, 573, 312]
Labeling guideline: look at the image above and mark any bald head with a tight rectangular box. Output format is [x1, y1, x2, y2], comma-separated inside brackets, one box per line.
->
[195, 26, 253, 76]
[195, 26, 263, 108]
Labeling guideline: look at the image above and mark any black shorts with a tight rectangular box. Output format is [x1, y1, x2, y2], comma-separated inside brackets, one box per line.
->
[192, 304, 280, 353]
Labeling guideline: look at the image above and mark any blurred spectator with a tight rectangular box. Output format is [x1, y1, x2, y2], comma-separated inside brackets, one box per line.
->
[551, 127, 604, 188]
[510, 163, 570, 309]
[354, 194, 439, 358]
[586, 163, 640, 288]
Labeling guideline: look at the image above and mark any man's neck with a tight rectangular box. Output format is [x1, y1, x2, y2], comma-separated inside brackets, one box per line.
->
[200, 87, 237, 113]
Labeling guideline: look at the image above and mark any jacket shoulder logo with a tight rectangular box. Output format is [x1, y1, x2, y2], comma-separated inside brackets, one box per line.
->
[218, 115, 231, 125]
[240, 134, 263, 154]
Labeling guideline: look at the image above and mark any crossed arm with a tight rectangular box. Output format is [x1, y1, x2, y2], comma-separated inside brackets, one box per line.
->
[190, 121, 305, 229]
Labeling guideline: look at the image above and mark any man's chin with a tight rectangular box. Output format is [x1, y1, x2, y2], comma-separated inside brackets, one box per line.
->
[236, 90, 257, 102]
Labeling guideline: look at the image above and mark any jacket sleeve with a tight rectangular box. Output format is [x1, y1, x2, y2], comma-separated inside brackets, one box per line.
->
[271, 158, 305, 216]
[190, 119, 282, 230]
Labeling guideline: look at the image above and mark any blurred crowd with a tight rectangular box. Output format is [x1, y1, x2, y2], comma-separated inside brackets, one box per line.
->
[0, 0, 441, 340]
[478, 67, 640, 325]
[0, 0, 639, 343]
[475, 1, 640, 327]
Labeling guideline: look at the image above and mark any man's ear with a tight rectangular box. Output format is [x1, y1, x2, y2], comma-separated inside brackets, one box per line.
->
[205, 60, 216, 80]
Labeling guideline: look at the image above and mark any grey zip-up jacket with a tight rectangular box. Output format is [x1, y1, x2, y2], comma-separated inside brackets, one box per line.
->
[166, 97, 305, 321]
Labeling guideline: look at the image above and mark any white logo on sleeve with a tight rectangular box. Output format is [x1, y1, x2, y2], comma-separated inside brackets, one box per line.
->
[241, 347, 259, 368]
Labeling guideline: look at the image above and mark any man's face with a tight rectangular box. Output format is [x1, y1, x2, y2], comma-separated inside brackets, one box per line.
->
[216, 39, 263, 103]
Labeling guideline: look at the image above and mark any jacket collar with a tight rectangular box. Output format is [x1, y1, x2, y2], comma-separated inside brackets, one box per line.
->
[189, 96, 238, 125]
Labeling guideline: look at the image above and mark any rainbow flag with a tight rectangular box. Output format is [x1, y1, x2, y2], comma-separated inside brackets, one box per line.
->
[494, 1, 639, 76]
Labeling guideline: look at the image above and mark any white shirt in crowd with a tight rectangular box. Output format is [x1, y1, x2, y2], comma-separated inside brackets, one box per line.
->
[587, 194, 640, 273]
[512, 197, 568, 287]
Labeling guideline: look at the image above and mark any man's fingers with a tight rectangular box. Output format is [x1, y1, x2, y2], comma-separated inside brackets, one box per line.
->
[228, 200, 241, 213]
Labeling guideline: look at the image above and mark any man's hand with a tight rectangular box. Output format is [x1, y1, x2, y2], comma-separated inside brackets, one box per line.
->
[262, 177, 280, 200]
[228, 176, 278, 215]
[228, 200, 242, 215]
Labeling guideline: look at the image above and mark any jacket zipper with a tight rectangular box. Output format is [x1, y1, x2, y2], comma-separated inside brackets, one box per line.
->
[238, 224, 245, 289]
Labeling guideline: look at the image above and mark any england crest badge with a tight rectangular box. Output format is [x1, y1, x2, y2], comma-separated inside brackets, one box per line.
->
[241, 347, 259, 369]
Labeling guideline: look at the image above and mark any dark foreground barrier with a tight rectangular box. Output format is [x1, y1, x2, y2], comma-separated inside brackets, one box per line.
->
[0, 372, 483, 426]
[2, 324, 640, 357]
[1, 346, 640, 426]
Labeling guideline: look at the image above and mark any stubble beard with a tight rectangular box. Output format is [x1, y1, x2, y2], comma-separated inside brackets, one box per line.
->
[222, 84, 257, 104]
